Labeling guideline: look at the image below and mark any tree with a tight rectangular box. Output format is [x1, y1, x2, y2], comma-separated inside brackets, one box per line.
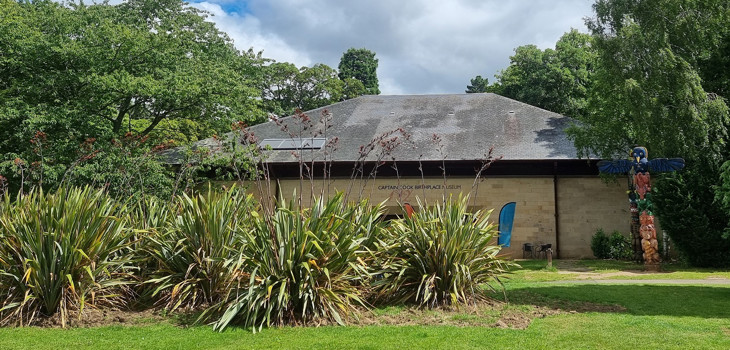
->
[489, 29, 595, 119]
[261, 62, 300, 116]
[342, 78, 367, 101]
[262, 62, 364, 116]
[568, 0, 730, 266]
[295, 64, 345, 111]
[465, 75, 490, 93]
[338, 48, 380, 95]
[570, 0, 729, 161]
[0, 0, 265, 196]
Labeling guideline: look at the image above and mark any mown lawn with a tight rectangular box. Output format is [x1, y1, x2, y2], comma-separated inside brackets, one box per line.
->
[1, 260, 729, 350]
[508, 259, 730, 282]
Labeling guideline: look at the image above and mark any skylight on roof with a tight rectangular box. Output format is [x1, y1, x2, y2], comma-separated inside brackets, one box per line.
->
[259, 138, 326, 150]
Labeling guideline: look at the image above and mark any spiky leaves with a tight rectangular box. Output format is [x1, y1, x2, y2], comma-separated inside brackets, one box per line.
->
[373, 195, 514, 307]
[0, 187, 133, 326]
[211, 193, 386, 331]
[143, 186, 256, 312]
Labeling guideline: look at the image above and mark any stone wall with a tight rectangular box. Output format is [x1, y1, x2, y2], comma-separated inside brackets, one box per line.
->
[234, 175, 632, 259]
[556, 177, 629, 258]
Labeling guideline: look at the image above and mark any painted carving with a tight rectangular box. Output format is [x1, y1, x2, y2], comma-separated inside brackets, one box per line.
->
[634, 172, 651, 200]
[597, 146, 685, 267]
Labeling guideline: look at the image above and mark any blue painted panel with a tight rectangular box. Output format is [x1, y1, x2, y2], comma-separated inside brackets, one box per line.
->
[498, 202, 517, 247]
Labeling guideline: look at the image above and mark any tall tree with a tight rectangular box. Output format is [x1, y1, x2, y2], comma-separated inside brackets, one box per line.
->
[262, 62, 365, 116]
[0, 0, 265, 195]
[489, 29, 596, 119]
[338, 48, 380, 95]
[569, 0, 730, 266]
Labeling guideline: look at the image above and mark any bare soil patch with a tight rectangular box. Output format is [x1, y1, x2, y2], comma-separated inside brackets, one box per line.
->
[30, 308, 164, 328]
[13, 295, 626, 330]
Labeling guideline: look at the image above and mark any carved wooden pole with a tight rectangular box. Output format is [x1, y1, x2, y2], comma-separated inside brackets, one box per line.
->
[598, 146, 684, 268]
[635, 172, 660, 266]
[628, 172, 642, 262]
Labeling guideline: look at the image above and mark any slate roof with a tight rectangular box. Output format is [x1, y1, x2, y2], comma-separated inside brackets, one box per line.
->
[161, 93, 583, 164]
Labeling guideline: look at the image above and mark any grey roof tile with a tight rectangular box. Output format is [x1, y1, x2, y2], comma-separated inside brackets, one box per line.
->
[160, 93, 582, 164]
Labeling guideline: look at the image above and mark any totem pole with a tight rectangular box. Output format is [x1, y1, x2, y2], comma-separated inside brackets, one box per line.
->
[597, 146, 684, 267]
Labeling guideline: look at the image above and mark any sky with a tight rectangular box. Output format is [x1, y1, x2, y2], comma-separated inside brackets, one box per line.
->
[187, 0, 596, 95]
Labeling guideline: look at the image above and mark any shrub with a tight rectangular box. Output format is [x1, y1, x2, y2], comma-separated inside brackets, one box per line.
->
[0, 187, 134, 326]
[210, 192, 386, 331]
[143, 186, 256, 312]
[591, 229, 610, 259]
[654, 159, 730, 267]
[372, 195, 514, 308]
[592, 229, 632, 260]
[608, 232, 632, 260]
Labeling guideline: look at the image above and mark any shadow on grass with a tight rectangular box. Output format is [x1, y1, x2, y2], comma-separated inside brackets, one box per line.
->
[574, 259, 645, 271]
[506, 283, 730, 319]
[510, 259, 554, 271]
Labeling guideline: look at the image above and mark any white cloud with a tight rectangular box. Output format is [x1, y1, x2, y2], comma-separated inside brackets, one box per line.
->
[191, 0, 594, 94]
[191, 2, 313, 67]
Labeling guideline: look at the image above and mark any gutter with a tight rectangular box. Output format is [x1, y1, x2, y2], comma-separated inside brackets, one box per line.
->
[553, 161, 561, 259]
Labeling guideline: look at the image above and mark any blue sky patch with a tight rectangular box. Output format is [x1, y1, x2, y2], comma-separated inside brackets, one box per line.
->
[190, 1, 250, 15]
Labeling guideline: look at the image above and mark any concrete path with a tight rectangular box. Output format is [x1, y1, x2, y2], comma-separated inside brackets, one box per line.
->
[545, 279, 730, 285]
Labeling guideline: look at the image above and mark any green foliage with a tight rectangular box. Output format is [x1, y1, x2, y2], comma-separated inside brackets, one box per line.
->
[65, 135, 176, 200]
[591, 229, 631, 260]
[653, 160, 730, 267]
[373, 195, 514, 307]
[589, 0, 730, 98]
[0, 186, 517, 330]
[338, 48, 380, 95]
[569, 0, 730, 267]
[210, 193, 386, 331]
[477, 29, 595, 118]
[607, 232, 632, 261]
[570, 0, 730, 161]
[0, 0, 265, 194]
[719, 161, 730, 239]
[465, 75, 492, 93]
[590, 229, 610, 259]
[0, 187, 134, 326]
[143, 187, 256, 312]
[261, 62, 360, 116]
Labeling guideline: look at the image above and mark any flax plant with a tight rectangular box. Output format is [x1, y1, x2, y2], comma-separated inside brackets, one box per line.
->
[373, 195, 514, 307]
[125, 195, 176, 304]
[144, 186, 256, 311]
[210, 192, 386, 331]
[0, 187, 134, 327]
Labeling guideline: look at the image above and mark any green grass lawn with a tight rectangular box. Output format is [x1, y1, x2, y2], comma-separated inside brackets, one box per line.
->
[508, 259, 730, 282]
[2, 261, 729, 350]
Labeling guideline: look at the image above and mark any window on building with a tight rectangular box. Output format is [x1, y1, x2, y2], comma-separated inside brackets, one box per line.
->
[259, 138, 326, 150]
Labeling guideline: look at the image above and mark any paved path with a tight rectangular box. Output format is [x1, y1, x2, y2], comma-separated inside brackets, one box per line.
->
[545, 279, 730, 285]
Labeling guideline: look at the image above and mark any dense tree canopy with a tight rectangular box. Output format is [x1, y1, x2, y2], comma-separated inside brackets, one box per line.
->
[261, 62, 365, 116]
[466, 30, 595, 119]
[338, 48, 380, 95]
[570, 0, 729, 160]
[0, 0, 265, 196]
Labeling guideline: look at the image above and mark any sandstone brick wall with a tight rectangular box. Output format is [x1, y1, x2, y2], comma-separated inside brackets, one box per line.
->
[229, 175, 634, 259]
[556, 177, 629, 258]
[469, 177, 556, 258]
[276, 177, 557, 258]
